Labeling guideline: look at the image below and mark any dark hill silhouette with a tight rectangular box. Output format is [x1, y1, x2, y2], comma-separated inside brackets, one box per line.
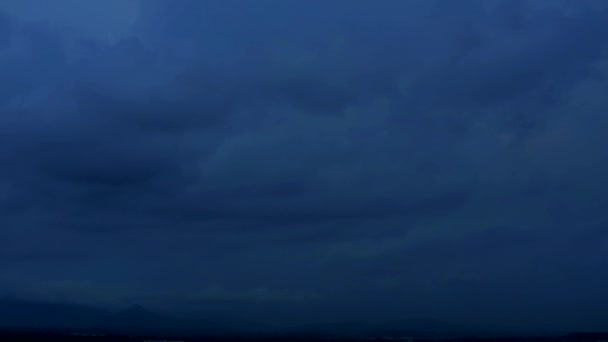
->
[374, 317, 479, 338]
[92, 303, 228, 336]
[0, 298, 481, 338]
[0, 298, 109, 330]
[280, 317, 477, 339]
[0, 299, 226, 337]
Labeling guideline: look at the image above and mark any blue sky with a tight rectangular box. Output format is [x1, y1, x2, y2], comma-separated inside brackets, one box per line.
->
[1, 0, 608, 334]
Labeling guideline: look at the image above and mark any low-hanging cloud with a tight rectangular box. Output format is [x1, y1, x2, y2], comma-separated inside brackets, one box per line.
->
[1, 0, 608, 333]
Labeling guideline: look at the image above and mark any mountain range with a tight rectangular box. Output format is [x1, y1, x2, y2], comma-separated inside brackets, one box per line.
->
[0, 298, 476, 338]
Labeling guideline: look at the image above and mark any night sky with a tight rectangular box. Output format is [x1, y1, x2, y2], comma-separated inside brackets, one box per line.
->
[1, 0, 608, 335]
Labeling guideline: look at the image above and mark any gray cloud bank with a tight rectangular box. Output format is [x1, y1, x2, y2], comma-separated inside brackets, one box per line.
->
[1, 0, 608, 334]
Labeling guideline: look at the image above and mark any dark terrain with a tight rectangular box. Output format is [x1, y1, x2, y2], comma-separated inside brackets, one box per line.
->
[0, 329, 607, 342]
[1, 298, 607, 342]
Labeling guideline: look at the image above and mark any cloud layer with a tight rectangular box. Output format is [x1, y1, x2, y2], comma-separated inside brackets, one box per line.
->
[1, 0, 608, 333]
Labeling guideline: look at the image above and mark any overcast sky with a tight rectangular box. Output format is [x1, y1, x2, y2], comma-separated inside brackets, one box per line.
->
[1, 0, 608, 334]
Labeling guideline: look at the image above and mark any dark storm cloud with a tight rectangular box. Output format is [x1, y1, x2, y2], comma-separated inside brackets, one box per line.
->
[1, 0, 608, 333]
